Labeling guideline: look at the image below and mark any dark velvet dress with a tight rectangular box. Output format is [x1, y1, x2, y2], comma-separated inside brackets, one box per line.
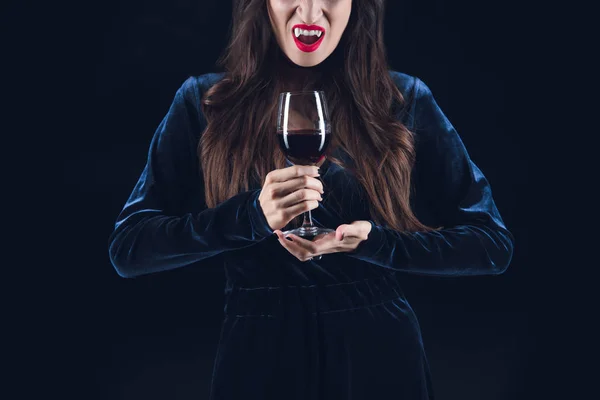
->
[108, 70, 515, 399]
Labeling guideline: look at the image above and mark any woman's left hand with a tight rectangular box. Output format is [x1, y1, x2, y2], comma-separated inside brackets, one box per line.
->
[274, 220, 372, 262]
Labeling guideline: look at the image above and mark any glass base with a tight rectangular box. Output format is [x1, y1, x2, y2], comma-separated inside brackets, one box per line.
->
[282, 226, 334, 241]
[282, 226, 335, 261]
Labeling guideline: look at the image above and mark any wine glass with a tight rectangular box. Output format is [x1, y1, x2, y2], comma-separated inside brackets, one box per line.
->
[276, 90, 334, 245]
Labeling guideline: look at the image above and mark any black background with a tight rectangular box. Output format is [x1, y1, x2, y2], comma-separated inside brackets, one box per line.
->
[6, 0, 582, 399]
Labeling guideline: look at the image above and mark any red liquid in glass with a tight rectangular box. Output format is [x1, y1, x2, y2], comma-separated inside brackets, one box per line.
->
[276, 129, 331, 165]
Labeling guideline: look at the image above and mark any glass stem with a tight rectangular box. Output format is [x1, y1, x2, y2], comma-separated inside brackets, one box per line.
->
[301, 169, 323, 229]
[301, 209, 314, 228]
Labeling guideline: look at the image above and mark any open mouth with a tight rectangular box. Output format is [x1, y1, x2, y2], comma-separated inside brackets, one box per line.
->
[292, 24, 325, 52]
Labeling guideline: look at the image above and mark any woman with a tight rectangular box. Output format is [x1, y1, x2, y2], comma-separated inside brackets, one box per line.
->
[108, 0, 515, 398]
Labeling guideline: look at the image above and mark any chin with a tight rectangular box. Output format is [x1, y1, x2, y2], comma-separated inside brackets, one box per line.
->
[292, 59, 324, 68]
[287, 53, 329, 68]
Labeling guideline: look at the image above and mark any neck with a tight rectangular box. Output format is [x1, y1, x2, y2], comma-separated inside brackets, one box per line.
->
[277, 51, 324, 92]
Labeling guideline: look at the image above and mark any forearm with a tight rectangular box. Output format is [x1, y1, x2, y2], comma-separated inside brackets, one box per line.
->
[108, 190, 273, 278]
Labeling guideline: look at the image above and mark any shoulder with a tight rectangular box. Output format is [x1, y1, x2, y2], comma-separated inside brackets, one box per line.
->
[388, 70, 420, 96]
[388, 70, 435, 102]
[176, 72, 227, 106]
[187, 72, 227, 91]
[388, 70, 433, 128]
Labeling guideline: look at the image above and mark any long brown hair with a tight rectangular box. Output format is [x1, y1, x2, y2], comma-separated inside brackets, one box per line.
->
[199, 0, 440, 233]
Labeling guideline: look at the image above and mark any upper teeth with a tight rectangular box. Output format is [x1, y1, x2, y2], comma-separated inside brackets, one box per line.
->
[294, 28, 322, 38]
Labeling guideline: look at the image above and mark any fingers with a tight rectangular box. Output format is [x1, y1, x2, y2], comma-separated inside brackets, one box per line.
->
[335, 222, 369, 241]
[273, 175, 324, 199]
[275, 229, 362, 261]
[279, 187, 323, 208]
[274, 223, 370, 262]
[285, 199, 321, 218]
[259, 165, 323, 231]
[265, 165, 319, 184]
[284, 234, 319, 254]
[278, 231, 333, 254]
[274, 230, 315, 262]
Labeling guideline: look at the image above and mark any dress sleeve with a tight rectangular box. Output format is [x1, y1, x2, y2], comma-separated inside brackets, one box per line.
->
[107, 77, 274, 278]
[346, 78, 515, 276]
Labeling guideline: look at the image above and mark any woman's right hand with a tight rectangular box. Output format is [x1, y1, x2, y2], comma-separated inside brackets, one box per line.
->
[258, 165, 324, 231]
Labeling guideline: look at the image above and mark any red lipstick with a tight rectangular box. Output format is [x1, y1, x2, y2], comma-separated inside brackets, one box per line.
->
[292, 24, 326, 53]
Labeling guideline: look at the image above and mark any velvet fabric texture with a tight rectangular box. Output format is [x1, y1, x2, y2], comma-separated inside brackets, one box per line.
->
[108, 71, 514, 399]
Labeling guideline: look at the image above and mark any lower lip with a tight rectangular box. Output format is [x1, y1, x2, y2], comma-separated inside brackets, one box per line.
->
[293, 31, 325, 53]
